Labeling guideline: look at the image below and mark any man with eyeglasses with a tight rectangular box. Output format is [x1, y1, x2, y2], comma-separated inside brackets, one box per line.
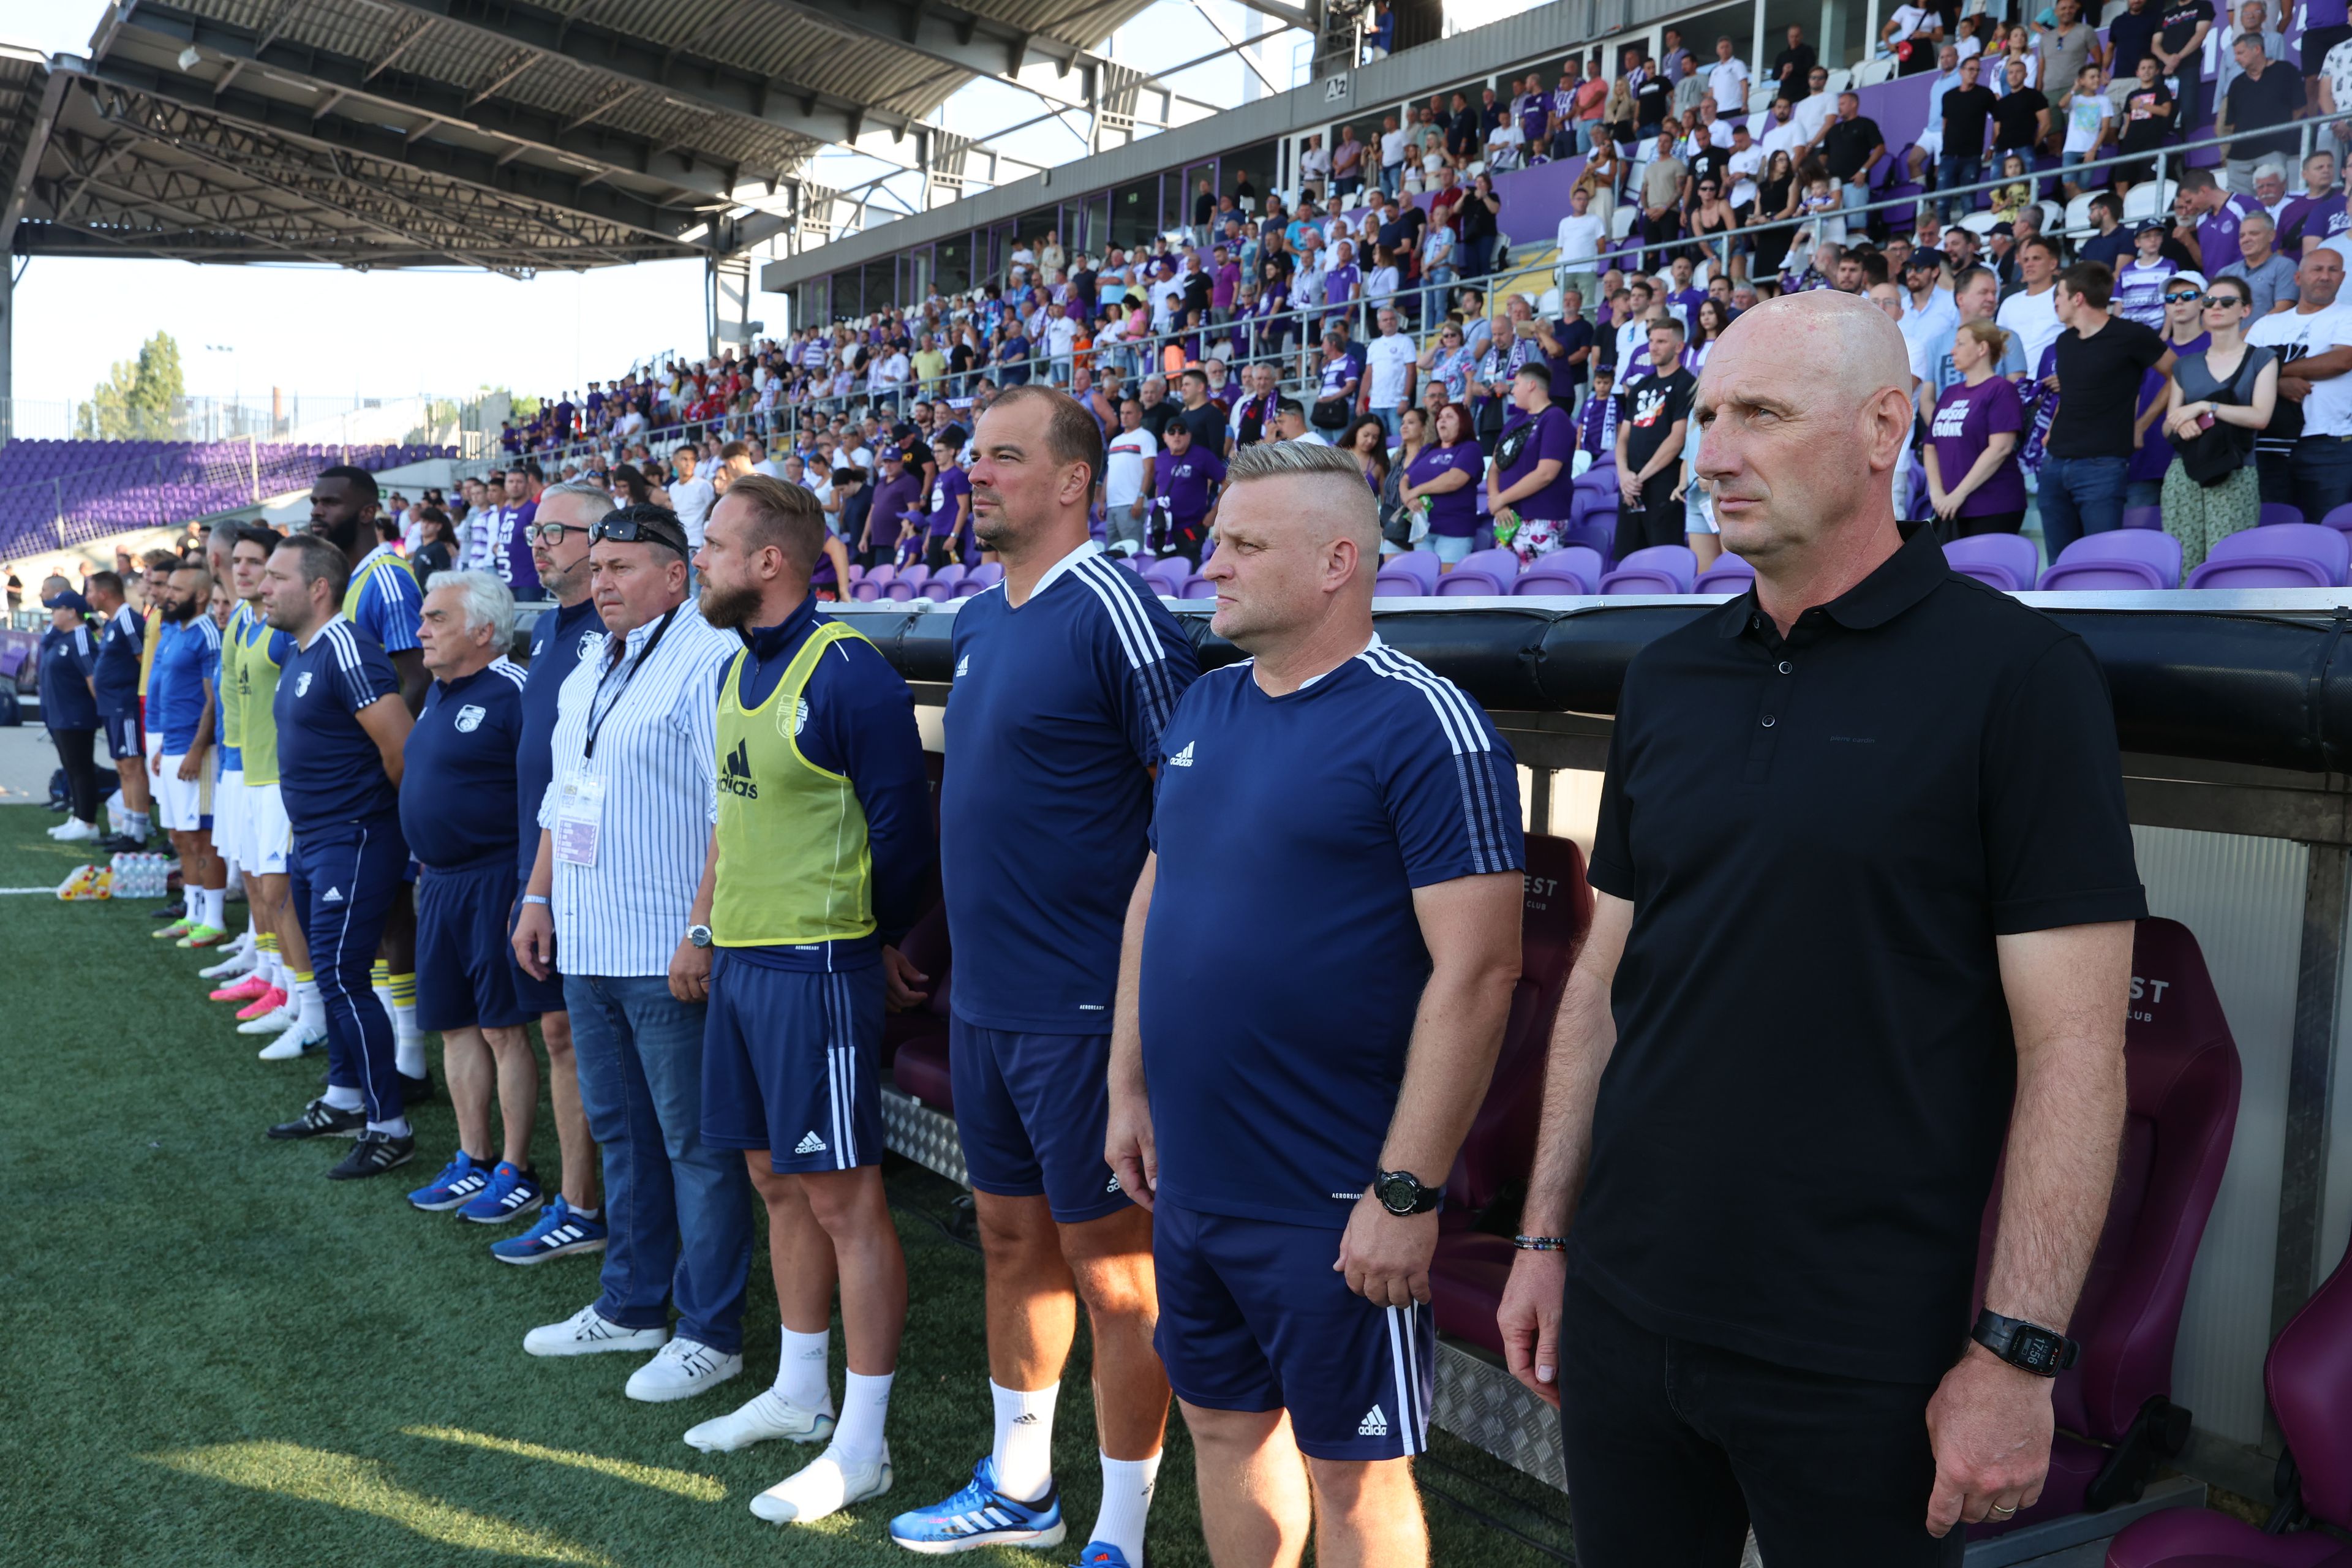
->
[486, 480, 613, 1265]
[514, 503, 754, 1404]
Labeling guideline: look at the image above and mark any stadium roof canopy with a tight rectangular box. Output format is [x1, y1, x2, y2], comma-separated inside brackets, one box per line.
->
[0, 0, 1312, 276]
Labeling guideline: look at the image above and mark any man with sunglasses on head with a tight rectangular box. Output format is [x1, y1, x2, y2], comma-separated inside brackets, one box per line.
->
[514, 503, 754, 1403]
[486, 480, 612, 1265]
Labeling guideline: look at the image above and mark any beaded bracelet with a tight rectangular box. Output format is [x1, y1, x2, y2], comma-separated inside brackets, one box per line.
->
[1513, 1234, 1572, 1251]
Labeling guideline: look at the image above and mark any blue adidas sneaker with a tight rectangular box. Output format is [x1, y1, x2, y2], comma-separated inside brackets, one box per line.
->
[459, 1161, 544, 1225]
[490, 1196, 608, 1265]
[407, 1152, 491, 1213]
[1071, 1546, 1137, 1568]
[888, 1457, 1065, 1554]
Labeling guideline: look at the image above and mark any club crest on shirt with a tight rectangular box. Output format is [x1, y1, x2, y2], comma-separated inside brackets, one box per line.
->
[579, 630, 602, 662]
[295, 671, 313, 698]
[794, 697, 811, 736]
[456, 704, 486, 733]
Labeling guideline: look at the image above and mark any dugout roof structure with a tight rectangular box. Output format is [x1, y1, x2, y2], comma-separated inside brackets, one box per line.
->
[0, 0, 1275, 276]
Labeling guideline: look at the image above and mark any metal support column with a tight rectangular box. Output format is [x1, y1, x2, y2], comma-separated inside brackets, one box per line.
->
[2275, 844, 2347, 1335]
[1, 258, 13, 446]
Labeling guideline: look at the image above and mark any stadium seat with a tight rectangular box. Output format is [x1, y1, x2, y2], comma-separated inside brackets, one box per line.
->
[1428, 836, 1594, 1356]
[865, 564, 897, 588]
[930, 564, 967, 592]
[1456, 547, 1521, 581]
[2122, 179, 2179, 223]
[1374, 568, 1426, 598]
[1561, 517, 1616, 564]
[881, 899, 953, 1071]
[1693, 553, 1755, 594]
[1384, 552, 1441, 594]
[1142, 559, 1188, 595]
[1179, 574, 1217, 599]
[2037, 532, 2182, 590]
[2122, 507, 2163, 530]
[884, 579, 919, 600]
[2323, 503, 2352, 537]
[1434, 567, 1510, 596]
[968, 562, 1005, 587]
[1967, 917, 2239, 1541]
[1512, 546, 1603, 595]
[2262, 503, 2310, 530]
[899, 565, 931, 592]
[1945, 533, 2041, 592]
[853, 580, 885, 601]
[952, 579, 990, 598]
[1599, 544, 1697, 595]
[2105, 1243, 2352, 1567]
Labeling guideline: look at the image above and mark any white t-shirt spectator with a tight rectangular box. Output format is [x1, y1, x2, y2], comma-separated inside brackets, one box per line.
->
[1727, 143, 1765, 208]
[1708, 56, 1751, 114]
[1046, 315, 1080, 357]
[1381, 126, 1411, 168]
[2299, 306, 2352, 436]
[2062, 89, 2111, 156]
[1366, 332, 1417, 407]
[1996, 284, 2064, 375]
[1302, 143, 1333, 187]
[1104, 425, 1158, 508]
[1556, 211, 1609, 268]
[669, 473, 717, 548]
[1790, 89, 1837, 145]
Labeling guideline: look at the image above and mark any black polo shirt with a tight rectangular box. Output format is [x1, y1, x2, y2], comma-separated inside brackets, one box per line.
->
[1575, 525, 2146, 1385]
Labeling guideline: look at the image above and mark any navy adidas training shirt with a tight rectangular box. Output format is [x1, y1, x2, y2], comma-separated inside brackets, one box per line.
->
[404, 659, 527, 870]
[275, 618, 401, 831]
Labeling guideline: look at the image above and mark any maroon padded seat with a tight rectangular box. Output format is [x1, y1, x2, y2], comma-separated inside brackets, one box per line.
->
[1428, 835, 1595, 1355]
[881, 896, 952, 1070]
[1969, 918, 2241, 1540]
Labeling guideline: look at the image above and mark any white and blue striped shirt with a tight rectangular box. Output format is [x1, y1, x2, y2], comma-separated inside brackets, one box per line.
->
[539, 597, 738, 978]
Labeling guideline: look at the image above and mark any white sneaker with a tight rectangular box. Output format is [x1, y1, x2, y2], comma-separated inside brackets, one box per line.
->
[684, 1388, 838, 1453]
[256, 1021, 327, 1061]
[237, 1004, 298, 1036]
[200, 950, 257, 981]
[53, 819, 98, 842]
[523, 1303, 671, 1359]
[750, 1444, 894, 1525]
[625, 1337, 742, 1403]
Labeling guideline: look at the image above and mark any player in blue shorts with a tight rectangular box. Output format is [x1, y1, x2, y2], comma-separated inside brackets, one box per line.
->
[891, 385, 1199, 1568]
[681, 475, 934, 1528]
[260, 533, 421, 1180]
[1107, 440, 1525, 1568]
[401, 571, 549, 1226]
[86, 570, 152, 849]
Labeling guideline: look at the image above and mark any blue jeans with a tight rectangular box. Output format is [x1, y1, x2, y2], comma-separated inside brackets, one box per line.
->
[1841, 176, 1871, 228]
[565, 972, 753, 1354]
[2291, 437, 2352, 526]
[1370, 407, 1401, 442]
[1934, 155, 1981, 223]
[2038, 453, 2129, 564]
[1380, 162, 1402, 198]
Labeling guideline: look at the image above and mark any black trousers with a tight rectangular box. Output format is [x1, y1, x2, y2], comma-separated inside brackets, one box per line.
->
[1559, 1270, 1962, 1568]
[53, 726, 100, 824]
[1615, 471, 1684, 557]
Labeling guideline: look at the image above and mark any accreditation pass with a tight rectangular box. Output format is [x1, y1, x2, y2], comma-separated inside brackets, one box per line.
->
[554, 773, 605, 867]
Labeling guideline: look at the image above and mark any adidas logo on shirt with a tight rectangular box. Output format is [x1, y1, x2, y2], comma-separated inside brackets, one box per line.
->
[720, 737, 758, 799]
[322, 887, 345, 903]
[1358, 1405, 1390, 1437]
[954, 655, 970, 677]
[794, 1131, 827, 1155]
[1167, 741, 1195, 767]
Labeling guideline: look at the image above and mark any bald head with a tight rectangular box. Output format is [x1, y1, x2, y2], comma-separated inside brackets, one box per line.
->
[1717, 288, 1912, 404]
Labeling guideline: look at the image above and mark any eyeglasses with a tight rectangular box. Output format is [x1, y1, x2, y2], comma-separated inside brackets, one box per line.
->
[590, 517, 690, 556]
[524, 521, 586, 545]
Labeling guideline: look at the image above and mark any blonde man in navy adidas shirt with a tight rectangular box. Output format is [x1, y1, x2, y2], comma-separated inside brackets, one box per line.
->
[891, 386, 1199, 1568]
[1107, 440, 1525, 1568]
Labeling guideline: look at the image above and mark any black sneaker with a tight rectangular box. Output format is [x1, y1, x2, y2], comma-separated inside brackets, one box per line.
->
[327, 1130, 416, 1180]
[268, 1099, 366, 1141]
[149, 901, 186, 922]
[399, 1069, 435, 1106]
[102, 835, 148, 853]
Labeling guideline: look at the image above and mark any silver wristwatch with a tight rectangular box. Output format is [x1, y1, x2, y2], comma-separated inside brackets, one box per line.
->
[686, 924, 713, 948]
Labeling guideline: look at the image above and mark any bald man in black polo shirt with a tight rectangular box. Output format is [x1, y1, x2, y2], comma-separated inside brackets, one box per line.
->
[1497, 292, 2146, 1566]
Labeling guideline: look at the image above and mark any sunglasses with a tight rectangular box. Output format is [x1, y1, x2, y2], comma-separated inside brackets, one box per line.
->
[590, 517, 690, 556]
[2199, 293, 2248, 308]
[2161, 290, 2203, 303]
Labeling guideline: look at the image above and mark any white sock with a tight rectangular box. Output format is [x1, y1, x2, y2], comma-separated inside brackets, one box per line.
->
[1090, 1451, 1162, 1562]
[128, 810, 148, 837]
[323, 1084, 363, 1110]
[394, 1031, 427, 1079]
[367, 1116, 412, 1139]
[832, 1370, 894, 1466]
[777, 1326, 834, 1414]
[991, 1379, 1059, 1503]
[201, 887, 226, 929]
[296, 978, 325, 1032]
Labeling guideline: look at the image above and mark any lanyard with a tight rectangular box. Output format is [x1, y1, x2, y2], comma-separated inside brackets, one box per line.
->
[584, 604, 679, 761]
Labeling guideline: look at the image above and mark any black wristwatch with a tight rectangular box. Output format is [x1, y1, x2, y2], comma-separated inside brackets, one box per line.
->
[1373, 1169, 1442, 1216]
[1972, 1309, 2079, 1377]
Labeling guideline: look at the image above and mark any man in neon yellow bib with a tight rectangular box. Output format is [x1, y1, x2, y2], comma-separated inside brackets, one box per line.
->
[677, 474, 937, 1529]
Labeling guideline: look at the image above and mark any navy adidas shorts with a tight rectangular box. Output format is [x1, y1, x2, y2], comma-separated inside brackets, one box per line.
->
[1152, 1198, 1435, 1463]
[702, 954, 884, 1172]
[415, 859, 530, 1032]
[950, 1017, 1128, 1224]
[104, 712, 143, 763]
[506, 888, 567, 1015]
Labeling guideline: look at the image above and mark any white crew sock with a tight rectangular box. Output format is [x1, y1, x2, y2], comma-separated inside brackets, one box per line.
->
[201, 887, 226, 929]
[296, 976, 325, 1032]
[832, 1369, 895, 1466]
[777, 1325, 834, 1414]
[1090, 1451, 1162, 1563]
[394, 1031, 426, 1079]
[367, 1116, 412, 1139]
[127, 810, 148, 839]
[323, 1084, 363, 1110]
[991, 1379, 1059, 1503]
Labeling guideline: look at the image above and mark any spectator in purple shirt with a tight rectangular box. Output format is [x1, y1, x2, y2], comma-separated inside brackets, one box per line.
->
[2277, 151, 2346, 256]
[1924, 321, 2030, 537]
[1212, 247, 1242, 323]
[1153, 422, 1227, 564]
[1490, 364, 1581, 560]
[923, 448, 972, 570]
[1400, 401, 1488, 565]
[2184, 168, 2261, 277]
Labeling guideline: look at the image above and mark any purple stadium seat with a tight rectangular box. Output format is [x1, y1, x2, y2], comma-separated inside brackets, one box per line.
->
[1142, 560, 1188, 595]
[1374, 568, 1426, 598]
[1512, 546, 1604, 595]
[2261, 502, 2309, 530]
[898, 564, 931, 592]
[1434, 568, 1509, 596]
[865, 564, 897, 587]
[968, 562, 1004, 587]
[1946, 533, 2041, 592]
[1178, 575, 1218, 599]
[929, 564, 967, 592]
[1599, 544, 1698, 595]
[852, 581, 885, 601]
[2037, 531, 2182, 590]
[1693, 553, 1756, 594]
[1561, 517, 1616, 564]
[1966, 918, 2239, 1542]
[1385, 552, 1441, 594]
[2106, 1246, 2352, 1567]
[951, 579, 990, 599]
[2321, 503, 2352, 537]
[1430, 837, 1594, 1357]
[2121, 507, 2163, 531]
[1455, 546, 1521, 581]
[883, 579, 918, 601]
[2184, 522, 2351, 589]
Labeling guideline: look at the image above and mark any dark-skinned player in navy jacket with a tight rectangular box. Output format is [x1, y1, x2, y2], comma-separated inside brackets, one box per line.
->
[1106, 439, 1525, 1568]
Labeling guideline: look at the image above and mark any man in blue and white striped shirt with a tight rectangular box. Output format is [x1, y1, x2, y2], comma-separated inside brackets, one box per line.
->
[511, 502, 755, 1406]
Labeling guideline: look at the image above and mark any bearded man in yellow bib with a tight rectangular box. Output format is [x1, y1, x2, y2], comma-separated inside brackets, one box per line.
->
[677, 473, 938, 1531]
